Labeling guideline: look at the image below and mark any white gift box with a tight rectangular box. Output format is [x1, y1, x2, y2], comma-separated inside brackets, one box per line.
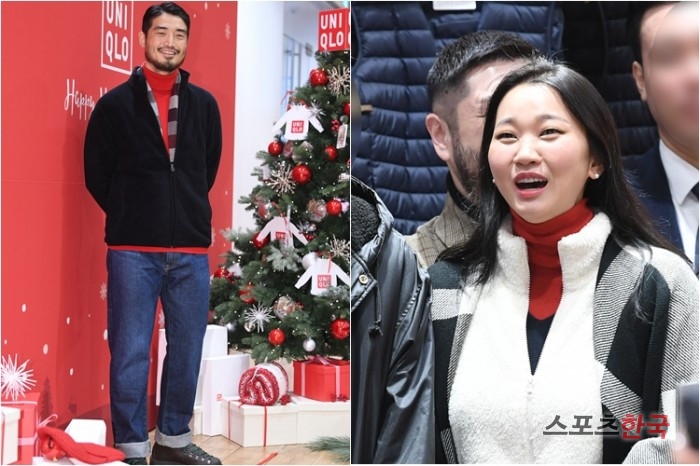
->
[157, 325, 229, 405]
[64, 419, 106, 446]
[1, 407, 20, 465]
[189, 405, 202, 435]
[201, 354, 251, 435]
[293, 395, 350, 444]
[219, 396, 298, 447]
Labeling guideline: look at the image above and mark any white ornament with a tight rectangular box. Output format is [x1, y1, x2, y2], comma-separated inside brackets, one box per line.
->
[243, 304, 274, 333]
[295, 258, 351, 296]
[258, 215, 309, 249]
[0, 354, 36, 401]
[303, 338, 316, 352]
[271, 104, 324, 141]
[302, 252, 319, 270]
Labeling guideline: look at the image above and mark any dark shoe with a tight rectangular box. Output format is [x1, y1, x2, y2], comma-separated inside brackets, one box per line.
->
[150, 442, 222, 465]
[123, 458, 148, 465]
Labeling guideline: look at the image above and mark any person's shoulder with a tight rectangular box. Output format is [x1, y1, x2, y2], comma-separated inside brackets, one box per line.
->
[185, 81, 217, 103]
[647, 245, 696, 283]
[427, 259, 462, 289]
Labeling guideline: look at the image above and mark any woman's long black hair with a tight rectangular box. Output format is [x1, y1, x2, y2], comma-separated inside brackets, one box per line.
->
[439, 56, 685, 285]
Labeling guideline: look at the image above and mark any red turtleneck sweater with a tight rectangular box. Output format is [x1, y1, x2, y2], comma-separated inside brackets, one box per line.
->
[511, 200, 594, 320]
[142, 65, 178, 150]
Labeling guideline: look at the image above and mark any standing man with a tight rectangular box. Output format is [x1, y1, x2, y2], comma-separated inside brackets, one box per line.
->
[405, 31, 538, 268]
[625, 2, 699, 273]
[84, 3, 222, 465]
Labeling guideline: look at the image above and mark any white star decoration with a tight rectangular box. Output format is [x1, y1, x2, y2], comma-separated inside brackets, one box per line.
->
[269, 164, 296, 194]
[327, 66, 350, 97]
[243, 304, 274, 333]
[1, 354, 36, 401]
[100, 282, 108, 300]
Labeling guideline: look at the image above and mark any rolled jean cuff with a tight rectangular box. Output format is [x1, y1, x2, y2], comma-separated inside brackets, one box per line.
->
[115, 440, 151, 458]
[155, 427, 192, 449]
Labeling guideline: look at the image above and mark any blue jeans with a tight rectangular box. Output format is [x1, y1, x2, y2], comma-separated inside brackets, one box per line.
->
[107, 250, 210, 458]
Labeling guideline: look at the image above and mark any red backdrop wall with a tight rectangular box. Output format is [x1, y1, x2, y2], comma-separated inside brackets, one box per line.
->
[1, 0, 236, 439]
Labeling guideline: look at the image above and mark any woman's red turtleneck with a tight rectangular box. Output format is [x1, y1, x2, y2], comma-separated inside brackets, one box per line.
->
[511, 199, 594, 320]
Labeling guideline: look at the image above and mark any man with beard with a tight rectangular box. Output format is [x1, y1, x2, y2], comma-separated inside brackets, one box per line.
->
[406, 31, 539, 267]
[84, 3, 222, 464]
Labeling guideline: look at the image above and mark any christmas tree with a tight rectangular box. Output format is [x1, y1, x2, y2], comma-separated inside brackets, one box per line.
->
[210, 50, 350, 364]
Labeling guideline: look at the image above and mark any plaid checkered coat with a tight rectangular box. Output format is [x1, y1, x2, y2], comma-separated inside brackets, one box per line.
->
[429, 223, 698, 463]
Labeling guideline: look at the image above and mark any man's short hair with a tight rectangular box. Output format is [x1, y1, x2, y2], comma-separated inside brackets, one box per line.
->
[427, 31, 537, 129]
[626, 2, 678, 65]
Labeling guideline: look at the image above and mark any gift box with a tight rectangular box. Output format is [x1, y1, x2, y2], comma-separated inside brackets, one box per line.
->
[189, 405, 202, 435]
[64, 419, 106, 446]
[1, 407, 21, 465]
[157, 325, 229, 406]
[292, 395, 350, 444]
[201, 354, 250, 435]
[293, 358, 350, 402]
[219, 396, 298, 447]
[4, 391, 40, 464]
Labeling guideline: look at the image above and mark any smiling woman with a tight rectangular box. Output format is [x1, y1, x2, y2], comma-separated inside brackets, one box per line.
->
[429, 56, 698, 464]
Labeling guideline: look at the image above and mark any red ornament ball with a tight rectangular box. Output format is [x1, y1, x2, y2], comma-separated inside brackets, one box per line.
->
[252, 232, 269, 249]
[239, 283, 255, 304]
[268, 140, 283, 156]
[324, 146, 338, 161]
[268, 328, 286, 346]
[309, 68, 328, 86]
[330, 318, 350, 340]
[343, 102, 350, 116]
[326, 199, 343, 216]
[213, 266, 235, 284]
[291, 164, 313, 184]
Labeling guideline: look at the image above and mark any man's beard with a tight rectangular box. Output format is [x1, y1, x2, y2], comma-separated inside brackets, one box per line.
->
[145, 48, 184, 73]
[452, 141, 480, 202]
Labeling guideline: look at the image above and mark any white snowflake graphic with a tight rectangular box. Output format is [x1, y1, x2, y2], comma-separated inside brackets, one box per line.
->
[1, 354, 36, 401]
[225, 22, 231, 40]
[327, 66, 350, 97]
[100, 282, 108, 300]
[268, 164, 296, 194]
[243, 304, 274, 333]
[329, 235, 351, 264]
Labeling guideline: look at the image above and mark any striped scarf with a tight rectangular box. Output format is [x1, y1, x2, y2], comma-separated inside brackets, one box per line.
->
[144, 70, 180, 165]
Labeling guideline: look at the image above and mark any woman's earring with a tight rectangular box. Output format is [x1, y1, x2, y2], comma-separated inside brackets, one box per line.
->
[593, 173, 600, 179]
[492, 178, 496, 184]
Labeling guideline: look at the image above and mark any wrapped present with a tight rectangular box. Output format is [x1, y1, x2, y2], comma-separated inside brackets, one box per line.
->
[3, 391, 40, 464]
[293, 358, 350, 402]
[157, 325, 228, 406]
[1, 407, 21, 465]
[292, 395, 350, 444]
[64, 419, 106, 446]
[220, 397, 298, 447]
[201, 354, 250, 435]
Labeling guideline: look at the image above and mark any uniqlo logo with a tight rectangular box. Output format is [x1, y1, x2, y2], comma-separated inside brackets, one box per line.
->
[317, 274, 331, 288]
[291, 120, 304, 133]
[275, 231, 287, 241]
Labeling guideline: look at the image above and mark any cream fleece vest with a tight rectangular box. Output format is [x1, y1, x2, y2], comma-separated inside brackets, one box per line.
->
[450, 213, 612, 463]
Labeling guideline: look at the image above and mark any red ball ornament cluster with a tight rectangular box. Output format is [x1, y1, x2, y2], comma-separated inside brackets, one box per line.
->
[268, 328, 286, 346]
[292, 164, 312, 184]
[330, 318, 350, 340]
[213, 266, 235, 284]
[268, 140, 283, 156]
[309, 68, 328, 86]
[326, 199, 343, 216]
